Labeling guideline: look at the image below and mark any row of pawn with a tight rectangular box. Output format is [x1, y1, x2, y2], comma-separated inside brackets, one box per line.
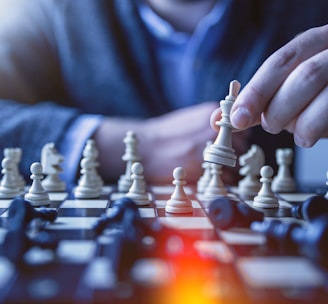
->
[197, 143, 298, 209]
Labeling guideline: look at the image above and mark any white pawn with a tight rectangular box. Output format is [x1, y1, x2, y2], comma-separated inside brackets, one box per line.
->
[204, 80, 240, 167]
[126, 162, 149, 206]
[272, 148, 296, 193]
[74, 158, 101, 199]
[0, 158, 20, 199]
[203, 163, 227, 199]
[253, 166, 279, 209]
[118, 131, 140, 193]
[165, 167, 193, 214]
[25, 162, 50, 206]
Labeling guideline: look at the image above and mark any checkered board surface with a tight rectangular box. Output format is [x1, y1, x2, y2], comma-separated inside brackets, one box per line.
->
[0, 185, 327, 304]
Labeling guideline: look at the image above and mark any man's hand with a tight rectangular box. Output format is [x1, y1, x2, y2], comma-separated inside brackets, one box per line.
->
[227, 24, 328, 147]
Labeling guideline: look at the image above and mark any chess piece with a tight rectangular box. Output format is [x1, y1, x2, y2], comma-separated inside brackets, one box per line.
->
[7, 197, 57, 231]
[0, 157, 20, 199]
[4, 147, 26, 192]
[74, 157, 102, 199]
[253, 166, 279, 209]
[1, 229, 58, 265]
[197, 141, 212, 193]
[82, 139, 103, 189]
[291, 195, 328, 222]
[238, 145, 265, 196]
[272, 148, 296, 193]
[94, 197, 140, 235]
[204, 80, 240, 167]
[209, 197, 264, 230]
[203, 163, 227, 199]
[126, 162, 150, 206]
[251, 215, 328, 267]
[118, 131, 140, 193]
[41, 142, 66, 192]
[24, 162, 51, 206]
[165, 167, 193, 214]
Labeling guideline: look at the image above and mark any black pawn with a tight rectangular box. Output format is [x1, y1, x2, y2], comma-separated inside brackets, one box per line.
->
[1, 230, 58, 264]
[291, 195, 328, 221]
[93, 197, 140, 235]
[209, 197, 264, 230]
[251, 216, 328, 267]
[7, 197, 57, 231]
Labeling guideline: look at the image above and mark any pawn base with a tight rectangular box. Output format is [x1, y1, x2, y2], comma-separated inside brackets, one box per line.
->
[24, 192, 50, 207]
[165, 199, 193, 214]
[253, 195, 279, 209]
[126, 192, 150, 206]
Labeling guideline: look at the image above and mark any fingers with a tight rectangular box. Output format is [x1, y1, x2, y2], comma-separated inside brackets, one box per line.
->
[261, 48, 328, 135]
[210, 107, 222, 132]
[286, 84, 328, 147]
[230, 24, 328, 130]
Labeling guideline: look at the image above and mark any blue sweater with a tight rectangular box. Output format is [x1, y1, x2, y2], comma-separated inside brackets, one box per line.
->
[0, 0, 327, 180]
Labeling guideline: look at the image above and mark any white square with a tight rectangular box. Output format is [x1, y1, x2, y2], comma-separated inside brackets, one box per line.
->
[60, 199, 108, 209]
[154, 200, 201, 208]
[194, 240, 234, 263]
[158, 217, 213, 230]
[237, 257, 325, 288]
[46, 217, 98, 230]
[48, 192, 68, 201]
[0, 200, 12, 208]
[220, 228, 266, 245]
[57, 240, 97, 262]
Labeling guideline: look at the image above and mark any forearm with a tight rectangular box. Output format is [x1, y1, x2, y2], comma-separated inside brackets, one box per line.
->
[0, 99, 81, 180]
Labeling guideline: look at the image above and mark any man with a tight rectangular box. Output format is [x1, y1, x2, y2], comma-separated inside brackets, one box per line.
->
[0, 0, 327, 186]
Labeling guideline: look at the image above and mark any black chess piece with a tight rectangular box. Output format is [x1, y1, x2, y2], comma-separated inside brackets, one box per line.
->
[6, 197, 57, 231]
[1, 229, 58, 264]
[291, 195, 328, 221]
[93, 197, 140, 235]
[251, 216, 328, 267]
[208, 197, 264, 229]
[93, 197, 143, 279]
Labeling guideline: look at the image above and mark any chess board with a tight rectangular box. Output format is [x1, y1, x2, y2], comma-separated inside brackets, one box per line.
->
[0, 184, 327, 304]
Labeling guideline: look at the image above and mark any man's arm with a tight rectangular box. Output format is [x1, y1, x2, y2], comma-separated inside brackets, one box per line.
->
[229, 24, 328, 147]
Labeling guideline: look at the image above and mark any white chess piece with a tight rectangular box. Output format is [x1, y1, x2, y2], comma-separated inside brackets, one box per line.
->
[82, 139, 103, 189]
[4, 147, 25, 192]
[272, 148, 296, 193]
[203, 163, 227, 199]
[126, 162, 150, 205]
[41, 142, 66, 192]
[197, 141, 212, 193]
[165, 167, 193, 214]
[238, 145, 265, 196]
[0, 158, 20, 199]
[24, 162, 51, 206]
[253, 166, 279, 209]
[204, 80, 240, 167]
[74, 158, 102, 199]
[118, 131, 140, 193]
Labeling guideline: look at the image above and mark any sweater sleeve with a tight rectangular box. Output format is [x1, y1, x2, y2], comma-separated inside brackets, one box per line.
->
[0, 100, 82, 180]
[0, 0, 79, 180]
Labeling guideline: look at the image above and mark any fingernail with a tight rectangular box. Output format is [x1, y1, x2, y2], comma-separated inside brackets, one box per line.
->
[294, 134, 313, 148]
[231, 107, 251, 129]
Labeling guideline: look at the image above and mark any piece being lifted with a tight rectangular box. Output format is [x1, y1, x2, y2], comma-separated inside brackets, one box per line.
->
[204, 80, 240, 167]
